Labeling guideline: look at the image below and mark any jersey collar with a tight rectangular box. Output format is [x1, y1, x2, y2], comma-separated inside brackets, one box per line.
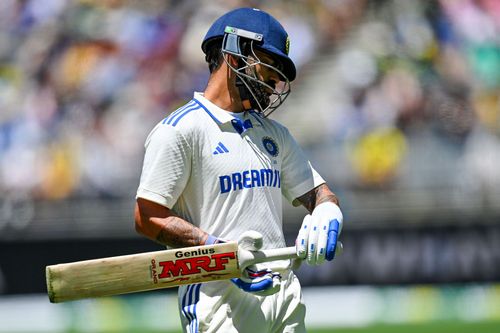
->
[193, 92, 263, 127]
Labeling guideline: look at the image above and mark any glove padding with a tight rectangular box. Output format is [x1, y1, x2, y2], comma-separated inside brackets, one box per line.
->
[231, 267, 282, 296]
[231, 230, 281, 296]
[296, 202, 343, 266]
[238, 230, 263, 251]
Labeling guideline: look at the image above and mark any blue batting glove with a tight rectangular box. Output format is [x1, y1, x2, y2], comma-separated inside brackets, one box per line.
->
[296, 202, 343, 265]
[325, 219, 340, 261]
[231, 267, 281, 296]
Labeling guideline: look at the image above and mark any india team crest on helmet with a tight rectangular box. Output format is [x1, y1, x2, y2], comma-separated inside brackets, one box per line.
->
[262, 137, 279, 157]
[285, 36, 290, 55]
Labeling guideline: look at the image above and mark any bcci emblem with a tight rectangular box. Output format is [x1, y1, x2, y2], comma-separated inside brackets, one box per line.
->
[285, 36, 290, 55]
[262, 137, 279, 157]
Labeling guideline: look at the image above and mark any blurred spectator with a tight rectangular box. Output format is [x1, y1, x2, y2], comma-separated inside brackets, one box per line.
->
[301, 0, 499, 190]
[0, 0, 498, 202]
[0, 0, 360, 200]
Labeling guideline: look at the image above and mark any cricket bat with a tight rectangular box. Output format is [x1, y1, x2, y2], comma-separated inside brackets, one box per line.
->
[46, 242, 298, 303]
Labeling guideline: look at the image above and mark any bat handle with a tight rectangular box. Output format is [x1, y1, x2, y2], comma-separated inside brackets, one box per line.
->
[238, 242, 343, 272]
[238, 246, 297, 271]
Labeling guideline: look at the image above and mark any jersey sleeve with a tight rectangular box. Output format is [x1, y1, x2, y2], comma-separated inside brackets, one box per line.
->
[280, 128, 325, 206]
[136, 123, 192, 208]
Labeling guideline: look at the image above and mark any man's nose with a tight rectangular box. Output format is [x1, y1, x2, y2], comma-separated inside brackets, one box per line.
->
[268, 70, 280, 86]
[266, 79, 277, 90]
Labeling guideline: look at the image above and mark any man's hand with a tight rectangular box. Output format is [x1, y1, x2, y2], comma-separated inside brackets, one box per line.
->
[296, 202, 343, 265]
[231, 267, 282, 296]
[230, 230, 282, 296]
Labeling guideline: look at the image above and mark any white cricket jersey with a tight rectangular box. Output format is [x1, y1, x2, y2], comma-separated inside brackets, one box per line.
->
[136, 92, 324, 251]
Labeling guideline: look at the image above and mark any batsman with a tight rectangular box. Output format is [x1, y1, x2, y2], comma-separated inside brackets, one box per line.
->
[135, 7, 344, 333]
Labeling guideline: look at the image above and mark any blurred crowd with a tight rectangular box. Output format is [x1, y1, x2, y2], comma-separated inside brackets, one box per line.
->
[0, 0, 365, 200]
[289, 0, 499, 195]
[0, 0, 498, 202]
[348, 0, 500, 195]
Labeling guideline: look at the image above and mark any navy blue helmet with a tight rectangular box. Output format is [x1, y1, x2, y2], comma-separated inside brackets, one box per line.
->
[202, 8, 295, 117]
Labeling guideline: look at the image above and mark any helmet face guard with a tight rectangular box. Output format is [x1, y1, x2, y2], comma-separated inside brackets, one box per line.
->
[221, 26, 291, 118]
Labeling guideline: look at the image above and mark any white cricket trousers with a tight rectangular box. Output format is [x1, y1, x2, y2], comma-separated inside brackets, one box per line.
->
[177, 270, 306, 333]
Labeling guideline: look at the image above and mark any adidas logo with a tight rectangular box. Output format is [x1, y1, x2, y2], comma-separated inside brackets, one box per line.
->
[213, 142, 229, 155]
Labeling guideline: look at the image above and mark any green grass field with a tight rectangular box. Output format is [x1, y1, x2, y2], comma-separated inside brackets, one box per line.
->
[129, 320, 499, 333]
[309, 320, 500, 333]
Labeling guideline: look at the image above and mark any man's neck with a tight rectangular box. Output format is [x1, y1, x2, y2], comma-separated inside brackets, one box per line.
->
[203, 69, 244, 113]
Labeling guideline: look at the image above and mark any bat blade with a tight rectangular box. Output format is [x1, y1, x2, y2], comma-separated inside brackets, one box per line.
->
[46, 242, 239, 303]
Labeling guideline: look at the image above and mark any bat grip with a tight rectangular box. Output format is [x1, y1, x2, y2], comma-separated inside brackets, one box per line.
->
[238, 242, 343, 272]
[238, 246, 297, 272]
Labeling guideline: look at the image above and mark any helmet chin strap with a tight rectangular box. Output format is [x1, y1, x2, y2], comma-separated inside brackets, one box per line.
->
[235, 57, 270, 113]
[234, 52, 258, 111]
[236, 76, 256, 111]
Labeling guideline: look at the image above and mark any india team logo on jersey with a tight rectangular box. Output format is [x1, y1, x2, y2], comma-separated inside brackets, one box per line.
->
[262, 137, 279, 157]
